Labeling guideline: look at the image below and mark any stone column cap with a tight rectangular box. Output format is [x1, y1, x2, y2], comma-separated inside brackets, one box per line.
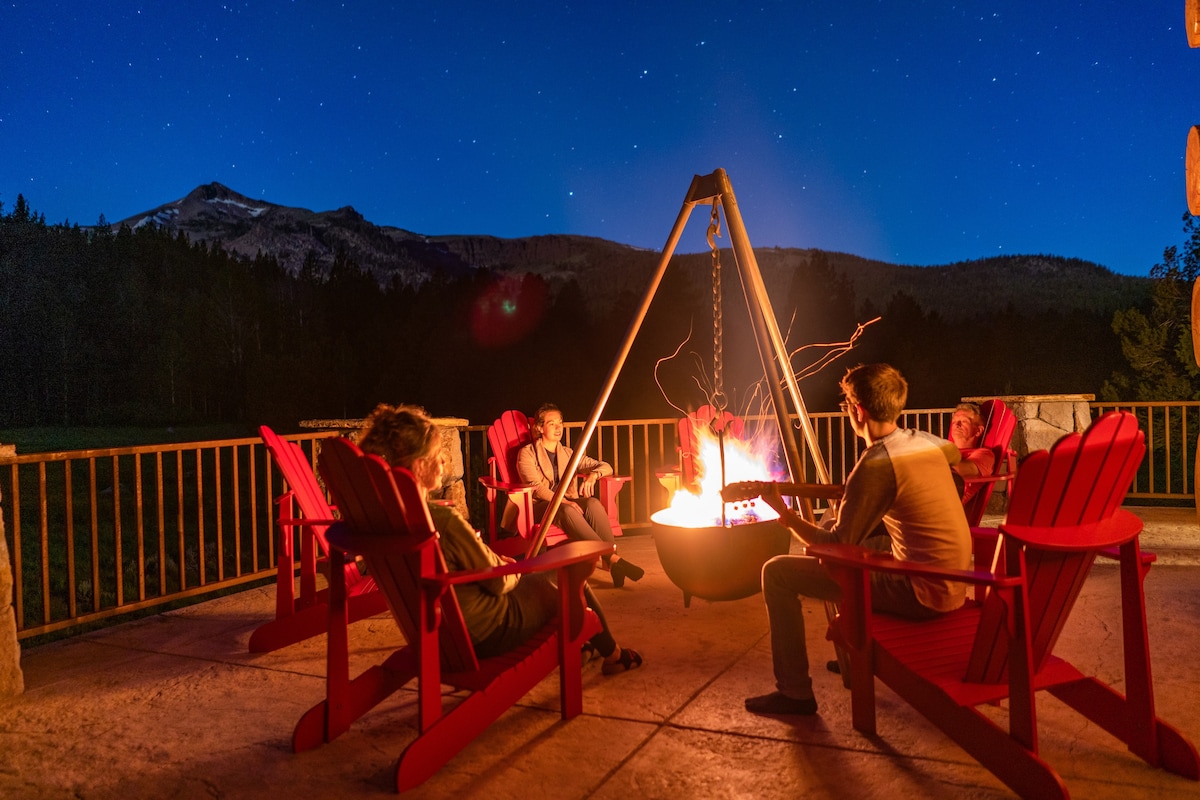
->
[961, 394, 1095, 403]
[299, 417, 469, 429]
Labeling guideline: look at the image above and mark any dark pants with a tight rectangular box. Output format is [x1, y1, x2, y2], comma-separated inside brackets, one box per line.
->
[534, 496, 615, 544]
[474, 573, 616, 659]
[761, 552, 940, 700]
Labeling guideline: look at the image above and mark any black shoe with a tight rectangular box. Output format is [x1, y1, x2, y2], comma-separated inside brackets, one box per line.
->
[744, 691, 818, 716]
[826, 660, 841, 675]
[610, 557, 644, 588]
[616, 557, 644, 582]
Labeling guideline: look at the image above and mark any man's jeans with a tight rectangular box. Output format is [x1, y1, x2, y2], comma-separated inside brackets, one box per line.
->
[761, 553, 939, 699]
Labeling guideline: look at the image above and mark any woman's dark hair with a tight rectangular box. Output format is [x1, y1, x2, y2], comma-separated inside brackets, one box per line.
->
[533, 402, 562, 433]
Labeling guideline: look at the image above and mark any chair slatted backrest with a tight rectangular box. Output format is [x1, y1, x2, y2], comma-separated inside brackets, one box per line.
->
[319, 437, 477, 674]
[965, 411, 1145, 684]
[487, 410, 533, 486]
[961, 400, 1017, 526]
[978, 399, 1017, 454]
[485, 409, 574, 548]
[259, 425, 361, 588]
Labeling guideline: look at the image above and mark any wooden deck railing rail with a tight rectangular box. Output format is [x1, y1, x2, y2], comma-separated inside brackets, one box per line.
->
[1089, 401, 1200, 499]
[0, 432, 336, 640]
[2, 402, 1194, 640]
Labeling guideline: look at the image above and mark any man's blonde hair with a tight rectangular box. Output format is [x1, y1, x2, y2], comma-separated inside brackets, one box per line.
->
[839, 363, 908, 423]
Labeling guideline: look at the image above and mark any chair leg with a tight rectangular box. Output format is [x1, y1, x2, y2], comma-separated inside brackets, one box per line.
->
[1050, 678, 1200, 779]
[825, 584, 876, 734]
[877, 661, 1069, 799]
[273, 497, 297, 619]
[249, 583, 388, 653]
[249, 603, 330, 653]
[394, 633, 567, 793]
[292, 551, 407, 751]
[823, 601, 852, 690]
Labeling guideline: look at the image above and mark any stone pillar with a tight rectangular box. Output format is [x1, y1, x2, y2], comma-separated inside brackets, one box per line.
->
[961, 394, 1094, 515]
[1004, 394, 1094, 456]
[0, 480, 25, 699]
[964, 393, 1094, 459]
[428, 418, 470, 520]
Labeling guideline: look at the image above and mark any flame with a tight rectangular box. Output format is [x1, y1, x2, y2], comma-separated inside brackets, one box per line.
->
[653, 425, 781, 528]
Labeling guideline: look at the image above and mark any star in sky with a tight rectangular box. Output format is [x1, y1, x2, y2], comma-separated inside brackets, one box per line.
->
[1, 1, 1197, 275]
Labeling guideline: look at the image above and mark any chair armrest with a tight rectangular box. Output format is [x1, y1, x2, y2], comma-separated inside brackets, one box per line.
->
[478, 475, 537, 494]
[805, 542, 1020, 590]
[433, 541, 614, 587]
[999, 509, 1143, 550]
[328, 525, 612, 587]
[961, 472, 1014, 488]
[597, 475, 629, 510]
[327, 521, 430, 557]
[277, 516, 338, 528]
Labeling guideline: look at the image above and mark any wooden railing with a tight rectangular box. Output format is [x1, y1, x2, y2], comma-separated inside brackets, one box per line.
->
[459, 408, 957, 533]
[3, 402, 1194, 640]
[1089, 401, 1200, 499]
[1, 433, 335, 640]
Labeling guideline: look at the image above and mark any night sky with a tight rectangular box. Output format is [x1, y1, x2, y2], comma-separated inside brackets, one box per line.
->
[2, 1, 1197, 276]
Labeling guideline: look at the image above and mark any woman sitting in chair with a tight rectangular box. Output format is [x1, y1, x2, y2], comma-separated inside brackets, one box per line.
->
[517, 402, 645, 587]
[358, 403, 644, 675]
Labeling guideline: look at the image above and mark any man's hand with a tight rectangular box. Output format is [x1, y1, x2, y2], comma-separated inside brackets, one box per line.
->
[756, 482, 788, 515]
[580, 472, 599, 498]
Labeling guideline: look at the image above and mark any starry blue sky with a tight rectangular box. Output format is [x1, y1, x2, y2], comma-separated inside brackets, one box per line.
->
[2, 1, 1197, 275]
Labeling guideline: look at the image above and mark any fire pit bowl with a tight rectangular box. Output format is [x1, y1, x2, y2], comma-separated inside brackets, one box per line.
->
[651, 511, 791, 607]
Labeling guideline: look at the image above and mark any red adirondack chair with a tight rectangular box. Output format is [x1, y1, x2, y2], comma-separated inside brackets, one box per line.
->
[960, 398, 1018, 527]
[807, 411, 1200, 799]
[248, 426, 386, 653]
[656, 404, 746, 495]
[478, 409, 628, 557]
[293, 436, 609, 793]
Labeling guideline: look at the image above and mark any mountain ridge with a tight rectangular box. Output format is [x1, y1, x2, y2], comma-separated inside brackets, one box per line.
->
[112, 183, 1154, 322]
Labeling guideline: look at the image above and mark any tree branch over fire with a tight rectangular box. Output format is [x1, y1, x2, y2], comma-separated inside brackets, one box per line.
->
[784, 315, 882, 382]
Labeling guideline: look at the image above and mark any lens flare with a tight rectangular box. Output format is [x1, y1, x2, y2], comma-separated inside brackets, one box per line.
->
[469, 274, 547, 348]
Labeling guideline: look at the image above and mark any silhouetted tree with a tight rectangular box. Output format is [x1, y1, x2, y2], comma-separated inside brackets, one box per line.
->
[1103, 213, 1200, 401]
[0, 194, 1159, 432]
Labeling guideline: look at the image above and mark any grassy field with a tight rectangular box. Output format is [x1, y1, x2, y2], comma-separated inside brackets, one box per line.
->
[0, 424, 263, 454]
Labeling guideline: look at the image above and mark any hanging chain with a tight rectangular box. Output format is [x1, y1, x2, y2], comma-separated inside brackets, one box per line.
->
[707, 200, 727, 414]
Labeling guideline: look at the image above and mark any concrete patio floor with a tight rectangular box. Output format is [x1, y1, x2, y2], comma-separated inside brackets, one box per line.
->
[3, 508, 1200, 799]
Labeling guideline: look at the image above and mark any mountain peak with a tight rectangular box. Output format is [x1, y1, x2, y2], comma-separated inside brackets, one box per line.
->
[110, 183, 466, 287]
[116, 183, 277, 233]
[185, 182, 251, 203]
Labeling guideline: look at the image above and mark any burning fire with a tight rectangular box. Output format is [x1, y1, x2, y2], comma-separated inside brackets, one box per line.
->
[653, 425, 782, 528]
